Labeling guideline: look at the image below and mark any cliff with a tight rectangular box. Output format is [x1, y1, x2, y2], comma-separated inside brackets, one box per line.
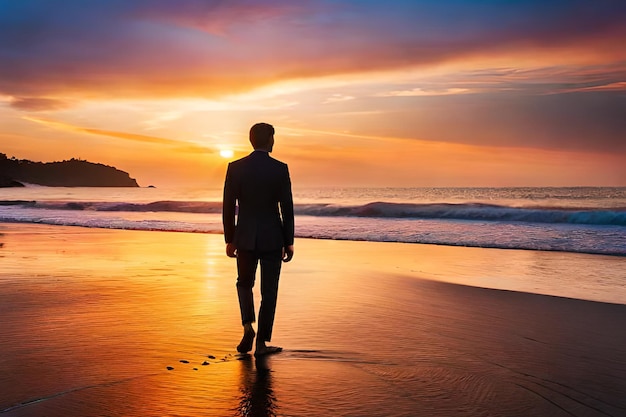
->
[0, 153, 139, 187]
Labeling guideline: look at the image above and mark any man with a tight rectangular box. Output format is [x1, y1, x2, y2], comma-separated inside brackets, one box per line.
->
[222, 122, 295, 356]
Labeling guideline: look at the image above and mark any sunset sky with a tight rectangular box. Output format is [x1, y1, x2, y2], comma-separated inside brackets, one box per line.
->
[1, 0, 625, 187]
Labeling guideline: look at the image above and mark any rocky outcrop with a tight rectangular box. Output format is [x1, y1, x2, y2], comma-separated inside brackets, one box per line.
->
[0, 153, 139, 187]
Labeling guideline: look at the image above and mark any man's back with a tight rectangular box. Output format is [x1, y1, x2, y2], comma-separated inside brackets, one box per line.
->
[223, 150, 294, 252]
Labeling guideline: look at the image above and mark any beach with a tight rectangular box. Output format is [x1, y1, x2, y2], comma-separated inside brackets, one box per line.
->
[1, 223, 625, 416]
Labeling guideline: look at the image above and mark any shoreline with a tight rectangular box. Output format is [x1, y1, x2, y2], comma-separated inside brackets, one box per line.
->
[1, 222, 625, 305]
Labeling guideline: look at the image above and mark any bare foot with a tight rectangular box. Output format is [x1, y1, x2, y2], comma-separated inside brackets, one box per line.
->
[237, 326, 255, 353]
[254, 345, 282, 356]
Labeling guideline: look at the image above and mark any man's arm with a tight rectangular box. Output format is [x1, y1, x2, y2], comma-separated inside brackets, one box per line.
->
[222, 163, 237, 257]
[280, 165, 295, 262]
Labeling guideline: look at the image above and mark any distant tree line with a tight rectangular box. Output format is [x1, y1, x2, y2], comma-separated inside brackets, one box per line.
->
[0, 153, 139, 187]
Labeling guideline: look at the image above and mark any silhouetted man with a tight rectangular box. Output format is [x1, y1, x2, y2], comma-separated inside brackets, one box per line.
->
[222, 122, 294, 356]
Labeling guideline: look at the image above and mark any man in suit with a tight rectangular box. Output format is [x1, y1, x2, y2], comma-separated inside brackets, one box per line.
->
[222, 122, 295, 356]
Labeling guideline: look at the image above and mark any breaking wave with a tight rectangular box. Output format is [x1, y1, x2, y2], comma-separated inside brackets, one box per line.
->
[3, 200, 624, 226]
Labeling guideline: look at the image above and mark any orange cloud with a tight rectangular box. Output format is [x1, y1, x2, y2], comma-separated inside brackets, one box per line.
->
[22, 116, 216, 154]
[9, 97, 73, 111]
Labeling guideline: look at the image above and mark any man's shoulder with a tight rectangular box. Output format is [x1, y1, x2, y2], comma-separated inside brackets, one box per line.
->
[228, 153, 253, 168]
[267, 155, 288, 168]
[236, 152, 287, 166]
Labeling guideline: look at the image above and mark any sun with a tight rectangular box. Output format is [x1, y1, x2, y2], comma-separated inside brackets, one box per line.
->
[219, 149, 234, 158]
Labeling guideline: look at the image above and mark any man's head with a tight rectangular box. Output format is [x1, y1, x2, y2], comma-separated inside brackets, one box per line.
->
[249, 122, 275, 152]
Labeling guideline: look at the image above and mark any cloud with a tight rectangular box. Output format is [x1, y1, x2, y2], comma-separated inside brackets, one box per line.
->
[323, 94, 355, 104]
[9, 97, 72, 111]
[379, 87, 471, 97]
[330, 90, 626, 153]
[129, 0, 300, 36]
[141, 111, 184, 130]
[1, 0, 625, 103]
[373, 63, 626, 97]
[557, 81, 626, 94]
[22, 116, 215, 153]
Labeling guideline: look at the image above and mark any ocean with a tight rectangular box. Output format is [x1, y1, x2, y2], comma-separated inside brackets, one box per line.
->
[1, 186, 625, 256]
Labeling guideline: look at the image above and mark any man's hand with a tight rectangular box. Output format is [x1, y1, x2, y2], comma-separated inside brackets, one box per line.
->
[226, 243, 237, 258]
[282, 245, 294, 262]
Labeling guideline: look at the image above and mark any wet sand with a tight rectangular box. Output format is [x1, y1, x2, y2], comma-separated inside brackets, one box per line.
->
[0, 223, 625, 416]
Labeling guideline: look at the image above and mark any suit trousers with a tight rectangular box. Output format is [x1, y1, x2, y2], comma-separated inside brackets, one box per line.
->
[236, 249, 282, 342]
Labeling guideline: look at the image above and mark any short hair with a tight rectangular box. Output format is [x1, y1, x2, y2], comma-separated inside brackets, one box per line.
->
[249, 123, 274, 149]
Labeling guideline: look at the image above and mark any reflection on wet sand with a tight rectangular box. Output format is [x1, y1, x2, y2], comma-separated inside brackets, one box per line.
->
[236, 356, 277, 417]
[2, 224, 625, 416]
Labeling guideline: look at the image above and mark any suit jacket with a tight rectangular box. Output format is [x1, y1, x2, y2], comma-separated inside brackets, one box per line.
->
[222, 150, 294, 252]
